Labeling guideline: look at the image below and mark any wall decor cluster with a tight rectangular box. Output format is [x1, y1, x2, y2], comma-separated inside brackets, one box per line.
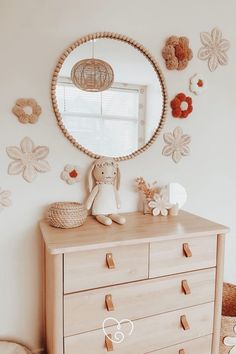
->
[189, 74, 207, 95]
[198, 27, 230, 72]
[162, 36, 193, 70]
[61, 165, 81, 185]
[162, 126, 191, 163]
[0, 188, 12, 212]
[12, 98, 42, 124]
[6, 137, 50, 183]
[170, 93, 193, 118]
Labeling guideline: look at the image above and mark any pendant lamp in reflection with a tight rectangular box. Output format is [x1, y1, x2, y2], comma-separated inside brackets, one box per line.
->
[71, 40, 114, 92]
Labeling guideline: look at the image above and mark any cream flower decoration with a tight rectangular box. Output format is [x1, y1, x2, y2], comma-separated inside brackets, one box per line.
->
[6, 137, 50, 183]
[0, 188, 12, 211]
[61, 165, 81, 185]
[162, 127, 191, 164]
[148, 189, 172, 216]
[224, 325, 236, 353]
[190, 74, 207, 95]
[198, 27, 230, 72]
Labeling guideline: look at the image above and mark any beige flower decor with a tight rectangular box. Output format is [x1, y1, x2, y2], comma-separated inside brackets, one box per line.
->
[61, 165, 81, 185]
[148, 188, 172, 216]
[0, 188, 12, 212]
[162, 126, 191, 163]
[198, 27, 230, 72]
[6, 137, 50, 183]
[224, 325, 236, 353]
[12, 98, 42, 124]
[162, 36, 193, 70]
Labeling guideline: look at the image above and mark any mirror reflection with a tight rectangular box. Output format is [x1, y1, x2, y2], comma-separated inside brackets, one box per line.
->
[55, 38, 164, 158]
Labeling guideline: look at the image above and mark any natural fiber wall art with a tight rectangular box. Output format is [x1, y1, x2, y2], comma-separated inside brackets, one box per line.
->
[162, 36, 193, 70]
[162, 126, 191, 163]
[12, 98, 42, 124]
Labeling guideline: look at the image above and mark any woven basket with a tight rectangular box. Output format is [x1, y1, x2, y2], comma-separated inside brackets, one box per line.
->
[47, 202, 87, 229]
[220, 283, 236, 353]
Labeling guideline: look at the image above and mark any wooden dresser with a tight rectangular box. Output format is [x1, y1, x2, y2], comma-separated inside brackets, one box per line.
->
[40, 211, 229, 354]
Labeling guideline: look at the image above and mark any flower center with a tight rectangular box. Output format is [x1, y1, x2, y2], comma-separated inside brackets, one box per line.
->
[197, 79, 203, 87]
[22, 152, 34, 165]
[180, 101, 188, 111]
[23, 106, 33, 115]
[69, 169, 78, 178]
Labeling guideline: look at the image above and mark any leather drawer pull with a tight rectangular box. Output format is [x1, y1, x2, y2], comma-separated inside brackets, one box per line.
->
[179, 350, 185, 354]
[106, 253, 115, 269]
[180, 315, 190, 330]
[105, 334, 114, 352]
[105, 294, 114, 311]
[182, 280, 191, 295]
[183, 243, 192, 258]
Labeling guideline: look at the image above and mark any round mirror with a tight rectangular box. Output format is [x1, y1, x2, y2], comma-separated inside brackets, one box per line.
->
[51, 33, 168, 160]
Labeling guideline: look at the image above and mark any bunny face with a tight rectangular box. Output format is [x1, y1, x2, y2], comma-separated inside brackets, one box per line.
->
[88, 157, 121, 191]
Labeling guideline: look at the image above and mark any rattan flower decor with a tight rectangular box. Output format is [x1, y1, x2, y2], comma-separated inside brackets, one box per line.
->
[162, 36, 193, 70]
[6, 137, 50, 183]
[162, 126, 191, 163]
[148, 188, 172, 216]
[12, 98, 42, 124]
[61, 165, 81, 185]
[170, 93, 193, 119]
[198, 27, 230, 72]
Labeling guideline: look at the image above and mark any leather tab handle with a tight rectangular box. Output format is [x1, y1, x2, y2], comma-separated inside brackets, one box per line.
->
[179, 350, 185, 354]
[106, 253, 115, 269]
[180, 315, 190, 330]
[183, 243, 192, 258]
[182, 280, 191, 295]
[105, 294, 114, 311]
[105, 334, 114, 352]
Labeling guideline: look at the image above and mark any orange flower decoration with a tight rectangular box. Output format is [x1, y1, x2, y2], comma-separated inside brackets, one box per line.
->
[162, 36, 193, 70]
[171, 93, 193, 119]
[12, 98, 42, 124]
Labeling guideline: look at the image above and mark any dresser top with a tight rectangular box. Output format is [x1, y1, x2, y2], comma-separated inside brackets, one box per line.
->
[40, 211, 229, 254]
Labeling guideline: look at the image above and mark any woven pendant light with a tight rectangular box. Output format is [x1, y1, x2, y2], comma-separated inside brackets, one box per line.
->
[71, 40, 114, 92]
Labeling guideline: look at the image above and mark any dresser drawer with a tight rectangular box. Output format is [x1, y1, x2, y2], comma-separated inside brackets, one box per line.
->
[150, 235, 217, 278]
[64, 268, 215, 336]
[64, 302, 214, 354]
[147, 335, 212, 353]
[64, 244, 148, 293]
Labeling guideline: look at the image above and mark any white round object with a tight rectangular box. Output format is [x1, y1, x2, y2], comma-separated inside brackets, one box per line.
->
[167, 183, 187, 209]
[0, 341, 31, 354]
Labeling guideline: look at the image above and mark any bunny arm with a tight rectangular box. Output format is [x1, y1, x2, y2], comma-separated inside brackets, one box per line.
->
[114, 188, 121, 209]
[86, 185, 99, 210]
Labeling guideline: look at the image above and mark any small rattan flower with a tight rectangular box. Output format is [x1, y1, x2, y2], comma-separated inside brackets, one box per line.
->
[148, 189, 172, 216]
[61, 165, 81, 185]
[189, 74, 207, 95]
[162, 36, 193, 71]
[162, 127, 191, 163]
[198, 27, 230, 72]
[12, 98, 42, 124]
[0, 188, 12, 211]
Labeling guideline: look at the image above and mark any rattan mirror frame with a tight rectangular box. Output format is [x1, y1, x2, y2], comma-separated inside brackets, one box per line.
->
[51, 32, 168, 161]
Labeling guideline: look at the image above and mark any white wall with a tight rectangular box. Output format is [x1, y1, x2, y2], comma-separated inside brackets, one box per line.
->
[0, 0, 235, 351]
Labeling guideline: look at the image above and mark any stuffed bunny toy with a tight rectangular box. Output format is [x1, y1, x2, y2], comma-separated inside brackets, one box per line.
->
[86, 157, 126, 226]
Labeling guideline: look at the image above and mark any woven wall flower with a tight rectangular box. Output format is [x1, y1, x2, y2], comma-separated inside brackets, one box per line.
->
[189, 74, 207, 95]
[198, 27, 230, 72]
[171, 93, 193, 118]
[61, 165, 81, 185]
[12, 98, 42, 124]
[162, 36, 193, 70]
[0, 188, 12, 212]
[148, 188, 172, 216]
[162, 126, 191, 163]
[6, 137, 50, 183]
[224, 325, 236, 353]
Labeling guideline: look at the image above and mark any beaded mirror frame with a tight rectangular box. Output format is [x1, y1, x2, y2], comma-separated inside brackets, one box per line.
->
[51, 32, 168, 161]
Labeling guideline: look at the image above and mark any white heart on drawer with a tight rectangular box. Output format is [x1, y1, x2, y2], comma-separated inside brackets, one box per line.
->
[102, 317, 134, 344]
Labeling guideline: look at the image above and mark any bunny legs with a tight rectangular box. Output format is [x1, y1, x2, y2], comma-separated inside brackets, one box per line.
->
[96, 215, 112, 226]
[109, 214, 126, 225]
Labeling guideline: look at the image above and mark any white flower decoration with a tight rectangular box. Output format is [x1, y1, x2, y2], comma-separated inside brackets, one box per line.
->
[0, 188, 12, 211]
[190, 74, 207, 95]
[61, 164, 81, 185]
[198, 27, 230, 72]
[6, 137, 50, 183]
[224, 325, 236, 353]
[162, 127, 191, 163]
[148, 189, 172, 216]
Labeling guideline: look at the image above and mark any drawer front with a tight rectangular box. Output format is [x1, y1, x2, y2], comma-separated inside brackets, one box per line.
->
[150, 235, 217, 278]
[148, 335, 212, 353]
[64, 302, 214, 354]
[64, 268, 215, 336]
[64, 244, 148, 293]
